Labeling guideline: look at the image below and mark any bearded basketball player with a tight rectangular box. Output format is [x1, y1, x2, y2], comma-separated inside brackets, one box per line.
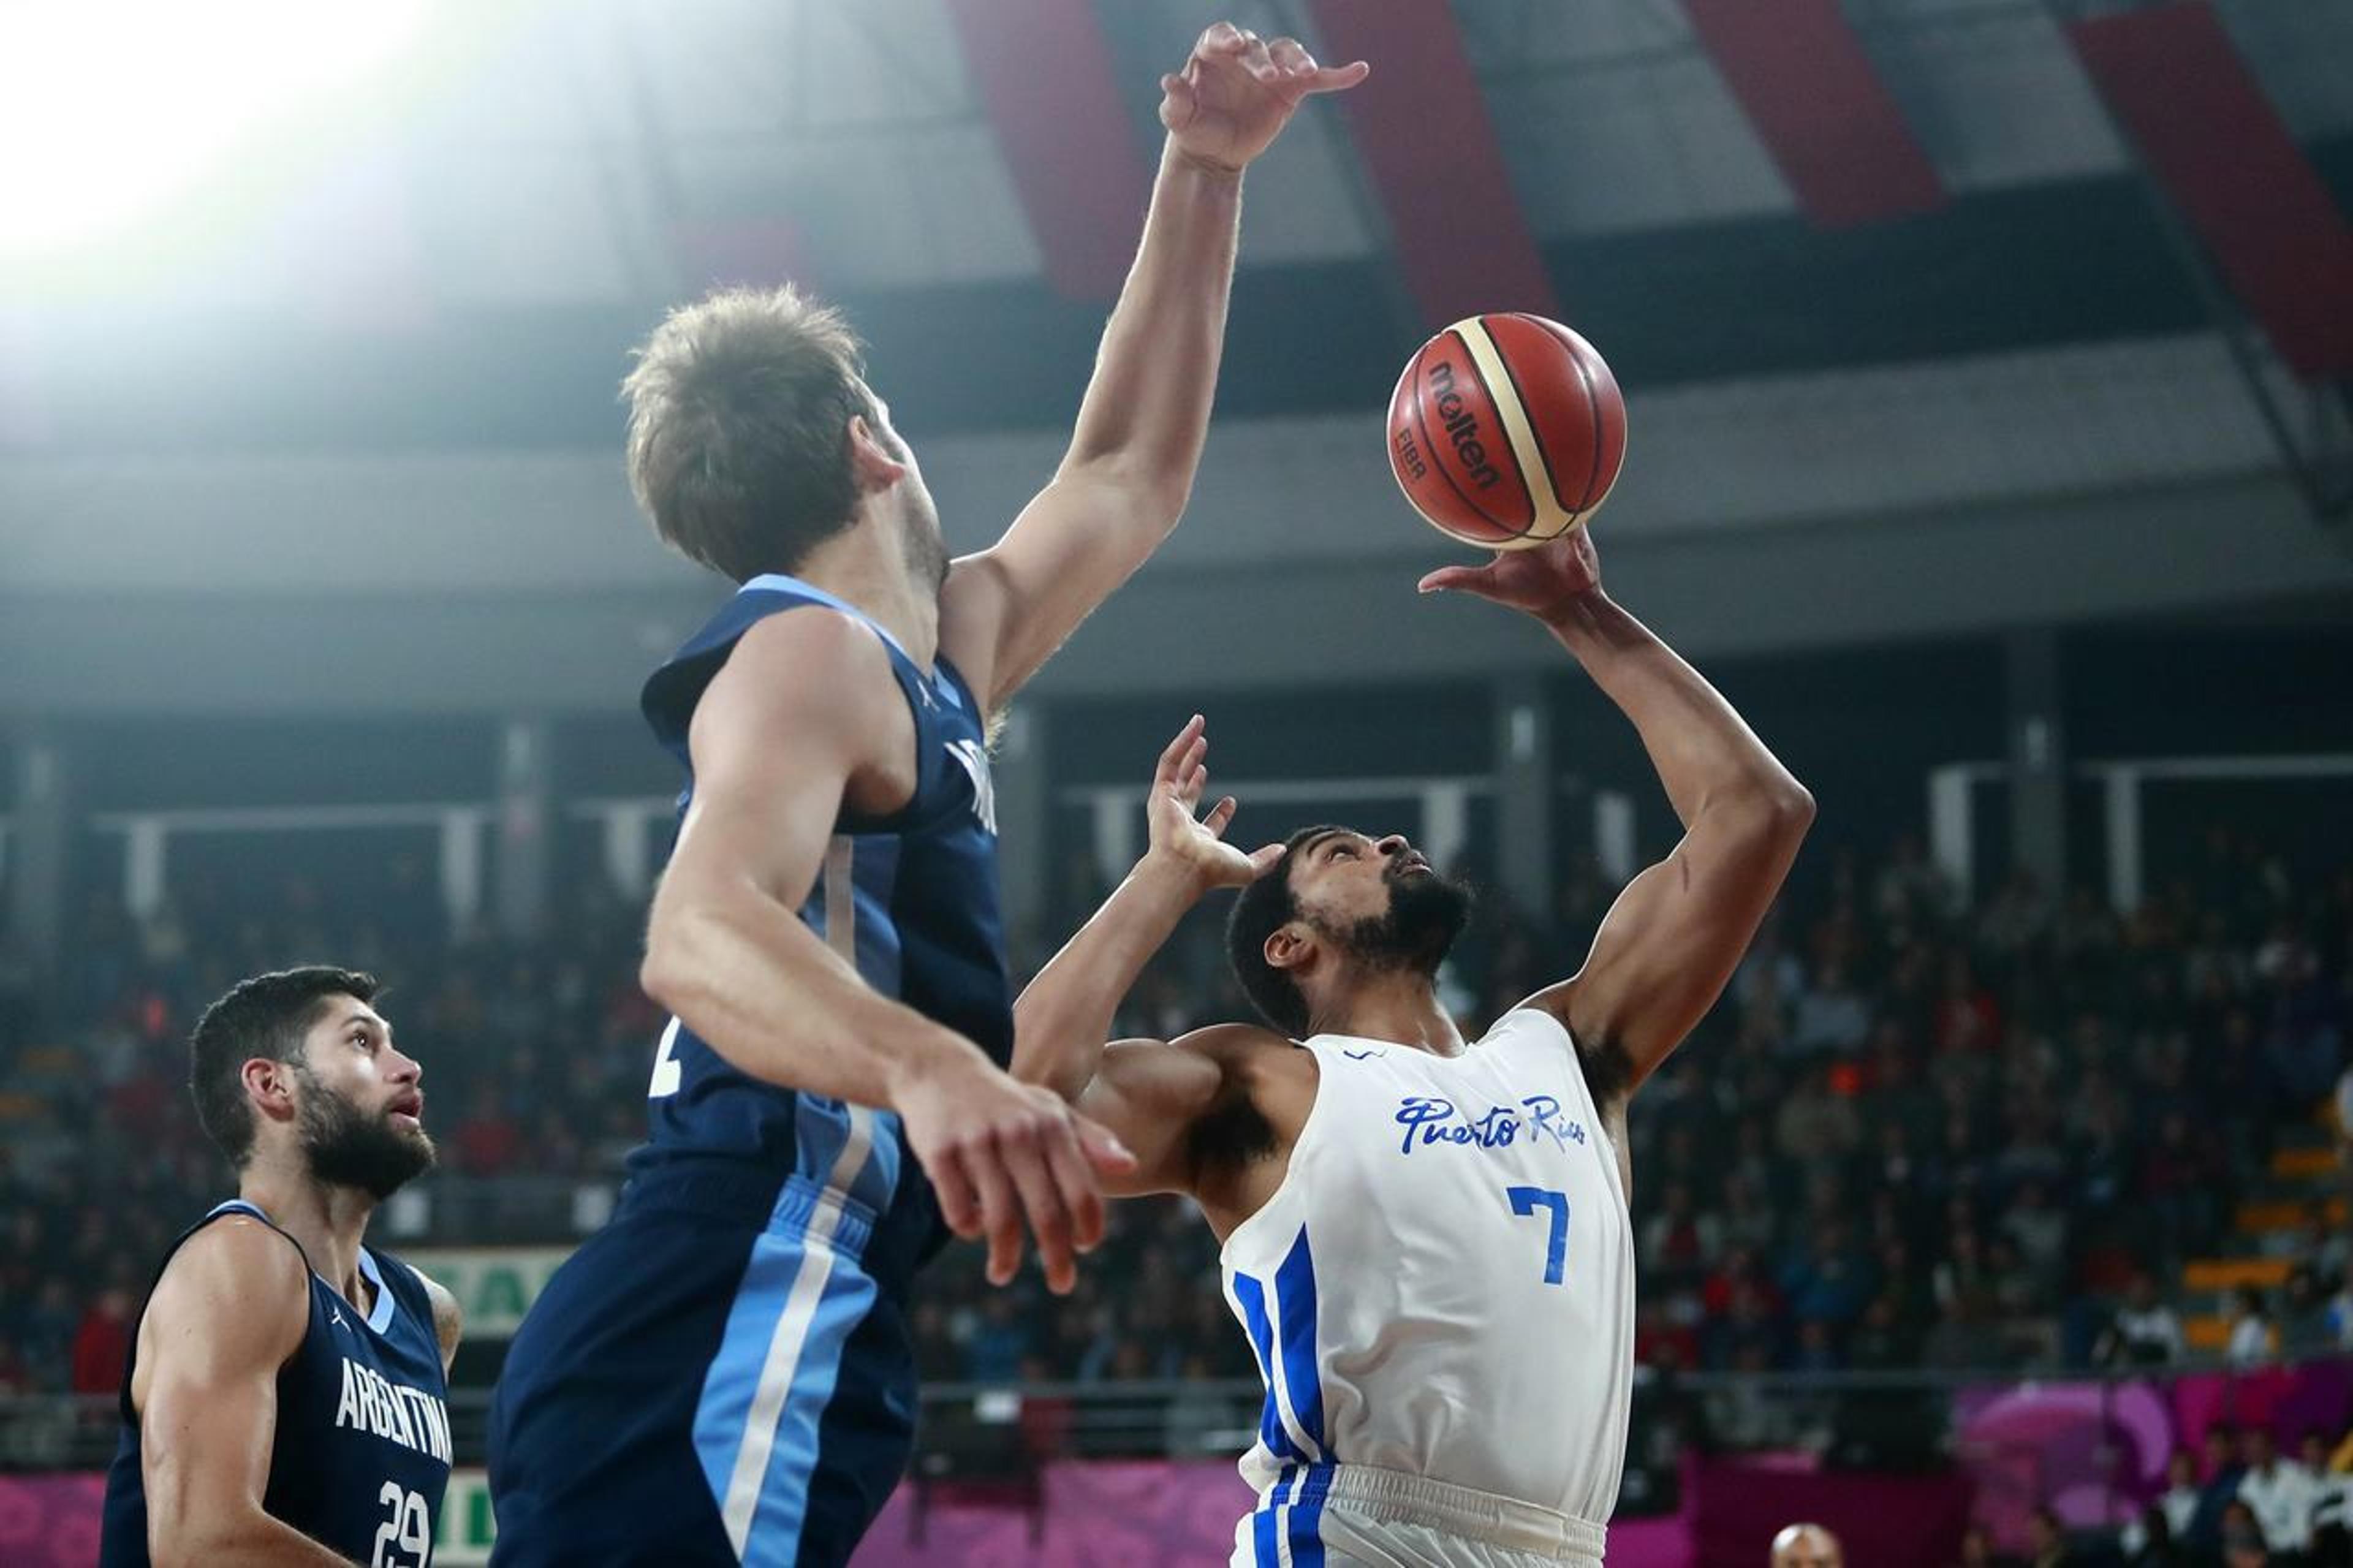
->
[100, 968, 458, 1567]
[1014, 526, 1813, 1567]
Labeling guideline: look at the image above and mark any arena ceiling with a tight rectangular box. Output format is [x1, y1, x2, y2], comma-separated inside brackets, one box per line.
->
[3, 0, 2351, 710]
[4, 0, 2350, 453]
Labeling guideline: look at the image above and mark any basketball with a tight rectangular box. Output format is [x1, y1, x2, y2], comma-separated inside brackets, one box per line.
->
[1385, 313, 1627, 550]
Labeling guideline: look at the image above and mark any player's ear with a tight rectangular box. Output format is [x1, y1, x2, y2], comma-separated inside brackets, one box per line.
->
[846, 415, 908, 493]
[1264, 923, 1313, 973]
[243, 1057, 299, 1128]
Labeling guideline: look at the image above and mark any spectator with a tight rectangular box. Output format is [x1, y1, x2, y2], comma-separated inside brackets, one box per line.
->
[1953, 1524, 2007, 1568]
[2280, 1266, 2341, 1357]
[1775, 1064, 1861, 1164]
[1790, 958, 1870, 1058]
[2120, 1449, 2203, 1562]
[2095, 1274, 2187, 1367]
[2228, 1287, 2280, 1368]
[2121, 1501, 2189, 1566]
[1847, 1293, 1915, 1371]
[1999, 1181, 2069, 1300]
[2221, 1499, 2272, 1568]
[2194, 1426, 2252, 1559]
[1770, 1522, 1843, 1567]
[452, 1085, 523, 1176]
[2300, 1432, 2349, 1568]
[1640, 1180, 1721, 1292]
[68, 1282, 134, 1396]
[2239, 1426, 2317, 1561]
[2025, 1504, 2077, 1568]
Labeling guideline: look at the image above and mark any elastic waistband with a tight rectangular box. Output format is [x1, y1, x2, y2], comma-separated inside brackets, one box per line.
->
[1264, 1463, 1606, 1563]
[618, 1161, 876, 1255]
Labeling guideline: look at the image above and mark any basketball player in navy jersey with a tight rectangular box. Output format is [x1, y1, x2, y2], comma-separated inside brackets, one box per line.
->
[100, 967, 460, 1567]
[486, 24, 1366, 1567]
[1015, 527, 1812, 1566]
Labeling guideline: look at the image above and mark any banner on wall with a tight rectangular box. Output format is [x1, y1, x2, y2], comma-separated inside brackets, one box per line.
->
[402, 1249, 569, 1340]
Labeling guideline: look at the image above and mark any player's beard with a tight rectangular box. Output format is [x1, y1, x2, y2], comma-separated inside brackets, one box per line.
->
[1324, 869, 1475, 979]
[296, 1071, 436, 1201]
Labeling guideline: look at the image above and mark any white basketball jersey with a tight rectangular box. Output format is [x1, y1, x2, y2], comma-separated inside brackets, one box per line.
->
[1218, 1007, 1636, 1524]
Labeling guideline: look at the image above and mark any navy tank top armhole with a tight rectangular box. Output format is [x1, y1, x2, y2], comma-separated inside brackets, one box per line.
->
[116, 1203, 312, 1425]
[643, 587, 957, 839]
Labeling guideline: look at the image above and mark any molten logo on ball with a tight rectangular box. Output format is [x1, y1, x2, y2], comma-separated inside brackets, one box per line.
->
[1386, 312, 1627, 551]
[1427, 359, 1501, 491]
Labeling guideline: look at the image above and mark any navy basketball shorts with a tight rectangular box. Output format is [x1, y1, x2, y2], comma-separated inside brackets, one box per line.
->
[488, 1162, 919, 1567]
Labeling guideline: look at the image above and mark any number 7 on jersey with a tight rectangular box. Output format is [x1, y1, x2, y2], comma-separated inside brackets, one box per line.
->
[1506, 1185, 1570, 1286]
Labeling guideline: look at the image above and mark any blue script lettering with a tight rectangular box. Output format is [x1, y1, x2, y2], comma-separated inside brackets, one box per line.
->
[1396, 1094, 1585, 1156]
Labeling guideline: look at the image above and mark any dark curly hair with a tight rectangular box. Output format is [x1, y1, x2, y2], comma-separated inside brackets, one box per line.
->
[1223, 826, 1343, 1037]
[189, 966, 379, 1165]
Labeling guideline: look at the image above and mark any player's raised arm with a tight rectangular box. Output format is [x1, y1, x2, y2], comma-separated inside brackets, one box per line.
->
[938, 25, 1367, 713]
[1421, 529, 1814, 1093]
[640, 610, 1133, 1291]
[1012, 716, 1281, 1194]
[134, 1220, 346, 1567]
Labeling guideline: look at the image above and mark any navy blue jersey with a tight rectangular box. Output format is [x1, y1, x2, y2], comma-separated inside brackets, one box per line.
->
[631, 573, 1010, 1274]
[100, 1200, 451, 1568]
[491, 574, 1007, 1565]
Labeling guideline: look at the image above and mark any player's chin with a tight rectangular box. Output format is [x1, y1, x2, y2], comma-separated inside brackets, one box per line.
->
[386, 1115, 439, 1162]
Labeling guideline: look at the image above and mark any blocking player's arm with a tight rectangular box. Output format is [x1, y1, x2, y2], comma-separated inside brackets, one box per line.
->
[640, 610, 1133, 1292]
[938, 26, 1367, 713]
[417, 1272, 462, 1377]
[135, 1220, 348, 1568]
[1425, 531, 1812, 1094]
[1012, 716, 1281, 1194]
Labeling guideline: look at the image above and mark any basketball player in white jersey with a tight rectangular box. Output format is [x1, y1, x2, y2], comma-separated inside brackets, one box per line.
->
[1012, 525, 1812, 1567]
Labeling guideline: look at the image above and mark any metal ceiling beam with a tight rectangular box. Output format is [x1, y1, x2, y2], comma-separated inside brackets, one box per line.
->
[1682, 0, 1945, 227]
[2067, 1, 2353, 384]
[944, 0, 1153, 301]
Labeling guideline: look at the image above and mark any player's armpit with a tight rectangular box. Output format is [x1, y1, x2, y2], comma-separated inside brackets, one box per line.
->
[938, 466, 1182, 715]
[1074, 1025, 1267, 1199]
[1526, 791, 1812, 1098]
[137, 1221, 347, 1568]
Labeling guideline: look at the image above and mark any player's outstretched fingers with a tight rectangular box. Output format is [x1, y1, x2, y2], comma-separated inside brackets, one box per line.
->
[1154, 714, 1207, 787]
[930, 1145, 984, 1238]
[964, 1135, 1023, 1287]
[999, 1119, 1077, 1294]
[1203, 795, 1237, 838]
[1038, 1107, 1107, 1258]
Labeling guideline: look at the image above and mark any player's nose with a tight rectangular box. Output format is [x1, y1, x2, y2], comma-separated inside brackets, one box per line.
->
[1374, 833, 1409, 858]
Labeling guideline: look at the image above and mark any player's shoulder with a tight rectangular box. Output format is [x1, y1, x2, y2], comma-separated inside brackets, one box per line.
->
[148, 1217, 311, 1357]
[724, 602, 900, 697]
[165, 1213, 309, 1289]
[691, 605, 909, 757]
[409, 1267, 463, 1363]
[1168, 1020, 1294, 1065]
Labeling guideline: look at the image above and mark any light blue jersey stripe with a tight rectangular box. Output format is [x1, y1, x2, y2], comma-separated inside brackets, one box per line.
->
[734, 1241, 876, 1566]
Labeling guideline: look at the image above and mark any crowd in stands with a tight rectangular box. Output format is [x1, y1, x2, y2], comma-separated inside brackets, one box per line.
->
[2, 822, 2349, 1453]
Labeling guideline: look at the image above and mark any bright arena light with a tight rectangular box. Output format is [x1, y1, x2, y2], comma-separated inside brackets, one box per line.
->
[0, 0, 435, 262]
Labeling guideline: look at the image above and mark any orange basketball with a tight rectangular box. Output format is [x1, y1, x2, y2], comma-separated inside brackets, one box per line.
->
[1385, 313, 1627, 550]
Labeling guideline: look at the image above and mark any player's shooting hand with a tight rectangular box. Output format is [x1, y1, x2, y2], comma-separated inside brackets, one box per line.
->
[1159, 21, 1368, 175]
[895, 1050, 1136, 1295]
[1417, 524, 1604, 623]
[1143, 714, 1282, 893]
